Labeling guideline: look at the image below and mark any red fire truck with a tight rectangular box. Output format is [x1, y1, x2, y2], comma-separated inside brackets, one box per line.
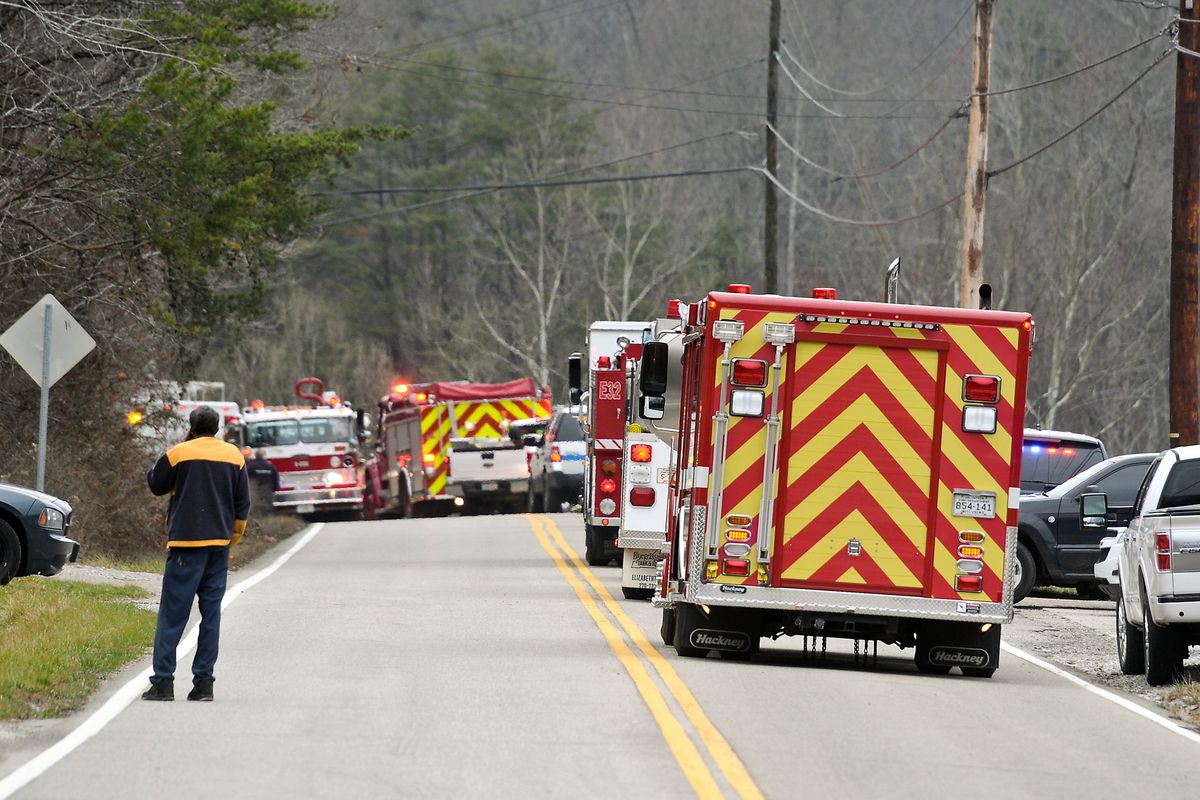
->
[238, 378, 367, 520]
[647, 285, 1032, 677]
[366, 378, 552, 517]
[572, 321, 648, 566]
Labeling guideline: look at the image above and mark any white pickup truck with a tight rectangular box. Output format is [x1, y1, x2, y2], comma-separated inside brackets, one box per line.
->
[447, 437, 531, 514]
[1112, 446, 1200, 685]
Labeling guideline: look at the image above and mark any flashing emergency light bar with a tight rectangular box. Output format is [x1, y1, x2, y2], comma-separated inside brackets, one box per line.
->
[802, 314, 941, 331]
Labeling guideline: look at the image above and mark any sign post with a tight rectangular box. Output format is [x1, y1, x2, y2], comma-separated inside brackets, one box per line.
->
[0, 295, 96, 491]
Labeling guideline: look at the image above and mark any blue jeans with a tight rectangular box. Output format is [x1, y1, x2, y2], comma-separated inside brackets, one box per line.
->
[151, 547, 228, 684]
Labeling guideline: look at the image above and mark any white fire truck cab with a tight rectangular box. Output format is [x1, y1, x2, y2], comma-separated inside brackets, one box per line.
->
[239, 377, 366, 520]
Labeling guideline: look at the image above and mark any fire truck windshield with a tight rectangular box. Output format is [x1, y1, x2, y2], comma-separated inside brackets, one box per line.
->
[244, 418, 353, 447]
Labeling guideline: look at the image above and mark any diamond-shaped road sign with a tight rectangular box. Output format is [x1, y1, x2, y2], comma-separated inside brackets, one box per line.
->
[0, 294, 96, 389]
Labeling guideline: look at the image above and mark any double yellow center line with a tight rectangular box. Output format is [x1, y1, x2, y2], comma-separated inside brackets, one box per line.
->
[525, 514, 763, 800]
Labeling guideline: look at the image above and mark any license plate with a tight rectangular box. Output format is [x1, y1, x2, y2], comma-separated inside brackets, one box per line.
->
[952, 491, 995, 519]
[297, 504, 314, 514]
[480, 482, 498, 491]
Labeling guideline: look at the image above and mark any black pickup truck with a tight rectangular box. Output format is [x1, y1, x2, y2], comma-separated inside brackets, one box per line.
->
[1014, 453, 1154, 602]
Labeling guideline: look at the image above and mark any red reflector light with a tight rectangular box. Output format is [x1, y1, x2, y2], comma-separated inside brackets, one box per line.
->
[955, 574, 984, 593]
[731, 359, 768, 387]
[550, 446, 562, 463]
[723, 559, 750, 576]
[727, 283, 752, 294]
[600, 458, 619, 474]
[963, 375, 1000, 404]
[630, 444, 653, 463]
[597, 355, 612, 368]
[599, 478, 618, 494]
[812, 287, 837, 300]
[1158, 553, 1172, 571]
[630, 487, 656, 506]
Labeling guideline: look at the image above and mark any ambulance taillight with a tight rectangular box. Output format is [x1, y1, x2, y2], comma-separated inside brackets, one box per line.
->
[630, 487, 655, 507]
[731, 359, 767, 387]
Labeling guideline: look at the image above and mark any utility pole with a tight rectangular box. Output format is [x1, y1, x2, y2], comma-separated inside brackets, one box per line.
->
[764, 0, 781, 295]
[1170, 0, 1200, 447]
[958, 0, 995, 309]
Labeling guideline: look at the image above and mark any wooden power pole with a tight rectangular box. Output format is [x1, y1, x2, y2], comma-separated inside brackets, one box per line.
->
[1170, 0, 1200, 447]
[764, 0, 781, 295]
[958, 0, 995, 309]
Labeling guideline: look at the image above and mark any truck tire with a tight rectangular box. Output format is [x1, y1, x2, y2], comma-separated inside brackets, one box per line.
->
[672, 602, 708, 658]
[1116, 588, 1144, 675]
[1013, 541, 1037, 603]
[622, 586, 654, 600]
[544, 483, 562, 512]
[660, 608, 676, 646]
[1143, 600, 1182, 686]
[0, 518, 22, 586]
[584, 526, 606, 566]
[528, 488, 544, 513]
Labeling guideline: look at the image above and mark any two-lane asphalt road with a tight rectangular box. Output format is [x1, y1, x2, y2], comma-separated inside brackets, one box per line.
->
[3, 513, 1198, 799]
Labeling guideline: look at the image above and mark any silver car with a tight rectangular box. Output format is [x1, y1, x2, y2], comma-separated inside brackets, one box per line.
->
[527, 409, 586, 512]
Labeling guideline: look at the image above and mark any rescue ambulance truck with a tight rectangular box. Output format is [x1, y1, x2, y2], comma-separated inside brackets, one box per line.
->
[366, 378, 551, 517]
[572, 321, 648, 566]
[239, 378, 367, 520]
[647, 285, 1032, 677]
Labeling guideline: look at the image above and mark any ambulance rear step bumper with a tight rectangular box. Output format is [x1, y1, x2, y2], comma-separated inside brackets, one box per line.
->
[667, 583, 1013, 625]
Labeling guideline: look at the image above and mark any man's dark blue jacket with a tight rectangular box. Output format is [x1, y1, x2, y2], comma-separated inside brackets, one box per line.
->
[148, 436, 250, 547]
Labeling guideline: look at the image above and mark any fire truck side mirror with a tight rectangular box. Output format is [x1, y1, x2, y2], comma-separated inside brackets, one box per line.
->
[640, 341, 669, 397]
[568, 353, 583, 405]
[355, 409, 371, 442]
[640, 395, 665, 421]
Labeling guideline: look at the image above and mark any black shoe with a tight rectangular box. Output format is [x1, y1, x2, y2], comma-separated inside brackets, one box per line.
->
[142, 680, 174, 701]
[187, 679, 214, 701]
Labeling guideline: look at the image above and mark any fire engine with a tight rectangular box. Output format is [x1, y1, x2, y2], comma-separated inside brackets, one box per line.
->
[238, 378, 366, 520]
[571, 321, 648, 567]
[647, 284, 1032, 677]
[366, 378, 551, 517]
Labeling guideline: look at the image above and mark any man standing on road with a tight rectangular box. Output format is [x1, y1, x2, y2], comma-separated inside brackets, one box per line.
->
[143, 406, 250, 702]
[246, 448, 280, 514]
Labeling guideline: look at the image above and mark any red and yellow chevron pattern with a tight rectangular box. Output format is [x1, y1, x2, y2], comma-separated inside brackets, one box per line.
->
[421, 406, 452, 497]
[446, 398, 552, 439]
[710, 308, 1020, 603]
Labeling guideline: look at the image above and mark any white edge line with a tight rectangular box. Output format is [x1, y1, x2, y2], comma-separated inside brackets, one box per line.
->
[0, 523, 325, 799]
[1001, 640, 1200, 745]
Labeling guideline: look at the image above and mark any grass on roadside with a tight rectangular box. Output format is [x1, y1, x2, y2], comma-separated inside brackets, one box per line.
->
[0, 580, 156, 720]
[79, 552, 165, 574]
[1163, 680, 1200, 727]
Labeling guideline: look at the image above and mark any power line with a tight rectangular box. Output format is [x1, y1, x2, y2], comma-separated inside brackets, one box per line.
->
[781, 0, 974, 98]
[319, 128, 754, 223]
[987, 48, 1170, 180]
[366, 50, 960, 104]
[753, 167, 964, 227]
[313, 166, 750, 196]
[399, 0, 620, 55]
[766, 114, 960, 181]
[978, 27, 1168, 98]
[354, 57, 950, 120]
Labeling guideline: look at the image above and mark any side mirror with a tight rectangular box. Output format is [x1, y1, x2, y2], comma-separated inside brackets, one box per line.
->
[640, 341, 669, 396]
[355, 409, 370, 442]
[1081, 493, 1108, 530]
[568, 352, 583, 406]
[640, 395, 665, 420]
